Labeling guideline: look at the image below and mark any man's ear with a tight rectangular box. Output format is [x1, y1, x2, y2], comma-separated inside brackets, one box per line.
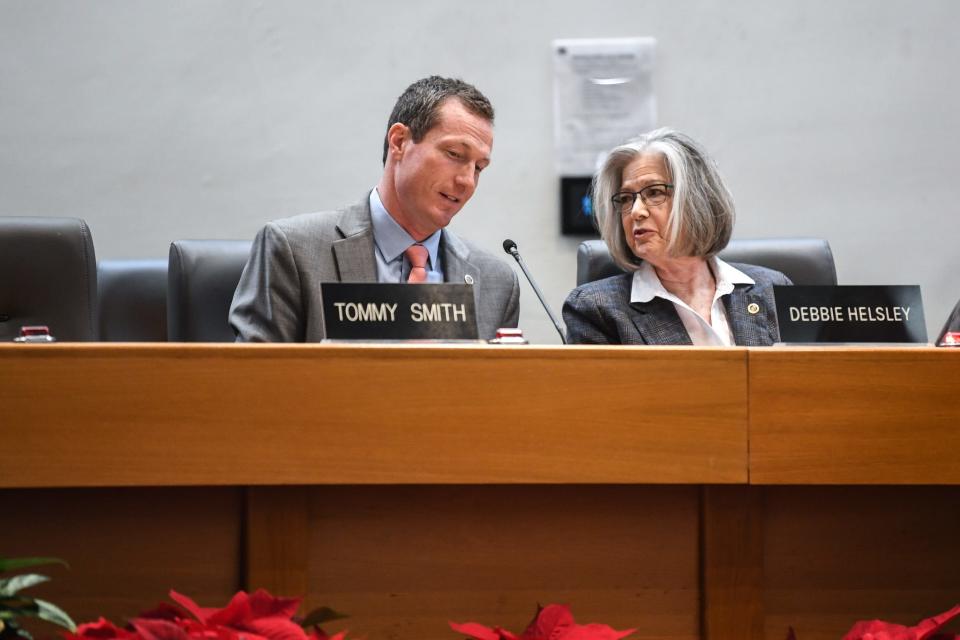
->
[386, 122, 410, 160]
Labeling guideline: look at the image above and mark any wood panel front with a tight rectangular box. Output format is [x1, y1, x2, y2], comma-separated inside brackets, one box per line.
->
[303, 485, 700, 640]
[0, 487, 242, 629]
[761, 486, 960, 640]
[701, 485, 764, 640]
[749, 348, 960, 484]
[0, 344, 748, 487]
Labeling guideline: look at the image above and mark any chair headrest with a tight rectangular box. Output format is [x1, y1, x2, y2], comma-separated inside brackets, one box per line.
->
[97, 259, 168, 341]
[0, 216, 97, 341]
[576, 237, 837, 286]
[167, 239, 253, 342]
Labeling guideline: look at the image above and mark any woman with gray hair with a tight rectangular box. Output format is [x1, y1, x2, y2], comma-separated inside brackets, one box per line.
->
[562, 127, 791, 345]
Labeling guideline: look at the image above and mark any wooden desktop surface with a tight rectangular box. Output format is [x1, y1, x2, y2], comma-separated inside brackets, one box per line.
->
[0, 343, 748, 487]
[749, 347, 960, 484]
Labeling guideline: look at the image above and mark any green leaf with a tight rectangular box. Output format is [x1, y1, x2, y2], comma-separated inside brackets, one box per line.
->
[0, 559, 68, 574]
[16, 627, 35, 640]
[301, 607, 349, 628]
[0, 620, 33, 640]
[0, 598, 74, 631]
[0, 608, 38, 622]
[0, 575, 50, 597]
[33, 600, 75, 632]
[0, 596, 38, 615]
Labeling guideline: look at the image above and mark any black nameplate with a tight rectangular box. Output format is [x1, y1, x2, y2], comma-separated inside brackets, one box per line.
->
[774, 285, 926, 343]
[320, 283, 478, 340]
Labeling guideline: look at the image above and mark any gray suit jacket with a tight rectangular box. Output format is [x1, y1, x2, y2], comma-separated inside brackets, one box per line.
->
[562, 264, 791, 345]
[229, 198, 520, 341]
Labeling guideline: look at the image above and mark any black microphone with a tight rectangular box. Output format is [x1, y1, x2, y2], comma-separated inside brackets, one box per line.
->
[502, 239, 567, 344]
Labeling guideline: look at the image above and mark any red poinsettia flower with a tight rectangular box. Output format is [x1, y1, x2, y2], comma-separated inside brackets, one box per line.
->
[129, 618, 201, 640]
[135, 603, 191, 623]
[66, 590, 349, 640]
[450, 604, 635, 640]
[842, 603, 960, 640]
[67, 618, 139, 640]
[168, 589, 306, 640]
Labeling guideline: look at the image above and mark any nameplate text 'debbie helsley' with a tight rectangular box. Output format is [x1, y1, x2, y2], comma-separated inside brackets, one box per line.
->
[773, 285, 926, 343]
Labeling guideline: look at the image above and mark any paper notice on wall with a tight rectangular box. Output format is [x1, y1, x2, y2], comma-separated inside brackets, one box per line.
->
[553, 37, 656, 176]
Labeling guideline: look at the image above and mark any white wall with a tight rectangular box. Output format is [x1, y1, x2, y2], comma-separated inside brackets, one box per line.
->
[2, 0, 958, 343]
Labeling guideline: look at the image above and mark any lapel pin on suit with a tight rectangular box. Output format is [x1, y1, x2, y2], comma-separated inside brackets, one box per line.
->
[747, 302, 760, 314]
[464, 274, 475, 285]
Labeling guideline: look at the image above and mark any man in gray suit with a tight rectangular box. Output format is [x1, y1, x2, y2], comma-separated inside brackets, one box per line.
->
[229, 76, 519, 341]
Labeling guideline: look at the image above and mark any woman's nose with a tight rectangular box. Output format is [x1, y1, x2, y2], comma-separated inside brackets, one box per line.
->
[630, 198, 649, 218]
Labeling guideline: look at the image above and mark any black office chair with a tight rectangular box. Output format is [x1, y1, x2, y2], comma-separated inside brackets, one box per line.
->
[97, 259, 168, 341]
[167, 239, 252, 341]
[0, 216, 98, 341]
[576, 237, 838, 286]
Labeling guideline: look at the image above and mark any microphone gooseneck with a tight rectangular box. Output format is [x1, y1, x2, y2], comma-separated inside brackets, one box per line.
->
[502, 239, 567, 344]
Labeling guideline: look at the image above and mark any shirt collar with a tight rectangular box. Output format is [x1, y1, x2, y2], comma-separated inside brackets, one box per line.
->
[630, 256, 754, 304]
[369, 188, 442, 267]
[713, 256, 754, 295]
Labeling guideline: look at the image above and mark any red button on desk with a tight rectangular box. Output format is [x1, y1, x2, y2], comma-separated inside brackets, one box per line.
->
[940, 331, 960, 347]
[489, 327, 528, 345]
[14, 325, 56, 343]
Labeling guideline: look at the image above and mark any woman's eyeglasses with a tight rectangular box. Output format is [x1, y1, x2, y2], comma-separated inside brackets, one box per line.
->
[611, 183, 673, 213]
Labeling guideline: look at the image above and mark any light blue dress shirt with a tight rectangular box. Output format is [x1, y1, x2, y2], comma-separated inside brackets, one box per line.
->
[369, 189, 443, 283]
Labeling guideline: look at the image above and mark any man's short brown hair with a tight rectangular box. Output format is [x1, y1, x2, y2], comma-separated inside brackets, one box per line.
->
[382, 76, 494, 164]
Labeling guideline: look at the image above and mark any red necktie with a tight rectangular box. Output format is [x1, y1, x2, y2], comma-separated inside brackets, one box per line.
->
[405, 244, 428, 283]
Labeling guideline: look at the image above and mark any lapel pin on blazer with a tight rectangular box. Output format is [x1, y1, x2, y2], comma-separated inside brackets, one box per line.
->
[747, 302, 760, 314]
[464, 274, 474, 285]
